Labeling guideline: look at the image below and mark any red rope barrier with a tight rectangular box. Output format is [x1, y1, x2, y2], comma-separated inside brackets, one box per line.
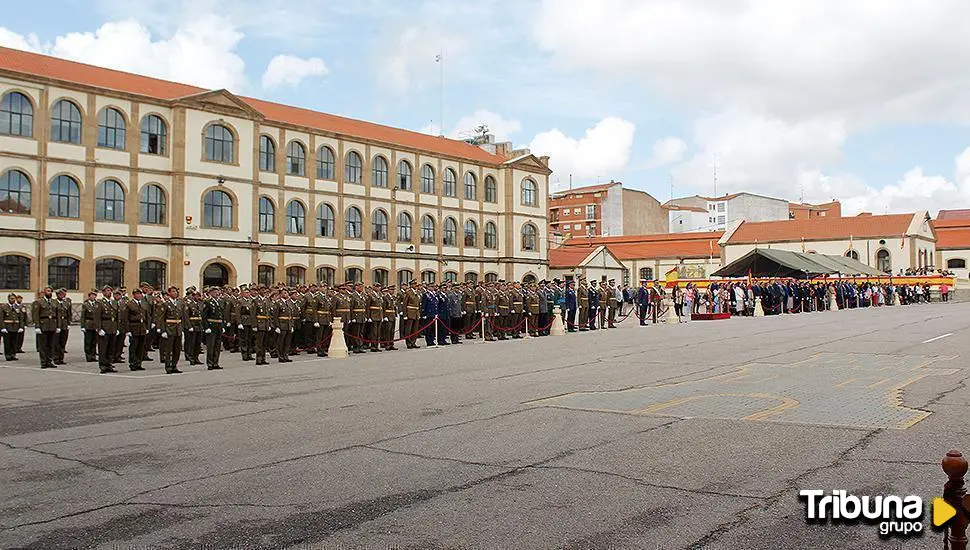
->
[486, 316, 527, 332]
[440, 317, 483, 336]
[344, 318, 437, 345]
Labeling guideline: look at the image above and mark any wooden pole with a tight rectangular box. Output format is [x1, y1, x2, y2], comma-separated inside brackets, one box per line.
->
[943, 450, 969, 550]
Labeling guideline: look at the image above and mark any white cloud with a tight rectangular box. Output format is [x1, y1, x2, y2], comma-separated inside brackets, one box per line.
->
[380, 25, 465, 94]
[645, 137, 687, 169]
[0, 28, 40, 51]
[261, 54, 328, 89]
[528, 117, 636, 189]
[0, 17, 247, 92]
[421, 110, 523, 141]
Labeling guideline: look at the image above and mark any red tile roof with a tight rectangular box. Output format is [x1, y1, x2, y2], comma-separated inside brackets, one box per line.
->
[0, 46, 504, 165]
[937, 209, 970, 221]
[550, 182, 619, 197]
[563, 231, 723, 260]
[936, 228, 970, 249]
[548, 246, 599, 268]
[932, 219, 970, 229]
[726, 213, 915, 244]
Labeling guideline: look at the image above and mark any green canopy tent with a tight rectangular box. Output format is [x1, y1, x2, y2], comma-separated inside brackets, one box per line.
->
[711, 248, 884, 279]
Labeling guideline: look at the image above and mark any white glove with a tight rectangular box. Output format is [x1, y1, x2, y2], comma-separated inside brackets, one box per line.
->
[80, 327, 85, 332]
[252, 326, 257, 331]
[157, 328, 161, 333]
[150, 323, 155, 329]
[161, 332, 168, 339]
[35, 327, 41, 334]
[274, 327, 280, 333]
[125, 332, 131, 337]
[383, 317, 389, 322]
[205, 328, 212, 334]
[188, 327, 194, 332]
[17, 328, 23, 333]
[313, 322, 320, 328]
[0, 328, 6, 334]
[98, 329, 106, 336]
[290, 328, 294, 332]
[237, 324, 243, 329]
[55, 328, 61, 333]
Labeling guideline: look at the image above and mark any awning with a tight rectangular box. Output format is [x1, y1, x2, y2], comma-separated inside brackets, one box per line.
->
[711, 248, 884, 278]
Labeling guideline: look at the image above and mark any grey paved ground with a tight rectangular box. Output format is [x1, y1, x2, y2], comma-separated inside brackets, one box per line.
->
[1, 303, 969, 549]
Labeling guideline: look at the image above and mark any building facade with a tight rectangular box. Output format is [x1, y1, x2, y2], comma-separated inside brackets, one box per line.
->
[547, 245, 626, 284]
[788, 200, 842, 220]
[932, 218, 970, 280]
[0, 47, 551, 301]
[720, 212, 936, 275]
[666, 192, 790, 233]
[548, 181, 667, 238]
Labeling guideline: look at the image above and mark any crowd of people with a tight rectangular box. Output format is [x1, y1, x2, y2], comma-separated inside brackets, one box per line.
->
[0, 275, 954, 373]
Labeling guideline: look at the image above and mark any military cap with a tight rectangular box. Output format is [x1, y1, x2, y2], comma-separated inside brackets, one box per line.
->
[498, 279, 506, 283]
[409, 280, 419, 285]
[167, 285, 179, 292]
[132, 288, 143, 295]
[88, 289, 98, 295]
[608, 279, 615, 283]
[102, 285, 113, 291]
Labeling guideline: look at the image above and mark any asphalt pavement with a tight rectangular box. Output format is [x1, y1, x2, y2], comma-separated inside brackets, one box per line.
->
[2, 303, 969, 549]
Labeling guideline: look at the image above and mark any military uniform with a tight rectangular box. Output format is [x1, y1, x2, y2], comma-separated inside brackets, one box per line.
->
[315, 289, 334, 357]
[348, 286, 367, 353]
[273, 296, 297, 362]
[482, 285, 497, 341]
[381, 289, 398, 351]
[252, 296, 271, 365]
[462, 285, 477, 339]
[182, 295, 204, 365]
[232, 293, 255, 361]
[401, 284, 422, 349]
[0, 297, 19, 360]
[55, 294, 72, 364]
[495, 287, 510, 340]
[32, 293, 59, 368]
[156, 294, 184, 373]
[509, 287, 524, 339]
[81, 296, 98, 361]
[202, 292, 224, 369]
[119, 295, 149, 371]
[93, 296, 119, 372]
[365, 287, 384, 352]
[577, 280, 589, 331]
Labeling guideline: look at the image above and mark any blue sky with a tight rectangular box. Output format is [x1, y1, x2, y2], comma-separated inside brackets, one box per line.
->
[3, 0, 970, 215]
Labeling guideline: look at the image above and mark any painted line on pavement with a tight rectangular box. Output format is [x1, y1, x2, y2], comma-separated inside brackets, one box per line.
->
[922, 333, 953, 344]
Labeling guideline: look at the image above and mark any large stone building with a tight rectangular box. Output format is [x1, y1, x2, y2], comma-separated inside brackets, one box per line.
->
[548, 181, 667, 238]
[666, 192, 790, 233]
[0, 47, 551, 300]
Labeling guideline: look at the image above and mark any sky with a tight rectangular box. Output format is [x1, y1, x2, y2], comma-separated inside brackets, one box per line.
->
[3, 0, 970, 215]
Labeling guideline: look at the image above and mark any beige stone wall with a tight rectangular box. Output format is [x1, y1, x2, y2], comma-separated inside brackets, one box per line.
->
[621, 189, 668, 234]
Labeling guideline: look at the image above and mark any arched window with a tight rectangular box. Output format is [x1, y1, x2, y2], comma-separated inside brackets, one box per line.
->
[0, 255, 30, 289]
[202, 262, 230, 287]
[464, 219, 478, 247]
[286, 266, 306, 286]
[204, 124, 234, 163]
[95, 258, 125, 288]
[464, 172, 477, 200]
[48, 257, 79, 290]
[521, 178, 537, 206]
[97, 107, 126, 149]
[484, 175, 497, 203]
[421, 164, 435, 194]
[521, 223, 538, 251]
[421, 270, 436, 284]
[398, 160, 412, 190]
[286, 141, 306, 176]
[845, 249, 859, 261]
[258, 196, 275, 233]
[465, 272, 478, 283]
[0, 91, 33, 137]
[484, 221, 498, 249]
[397, 211, 412, 242]
[397, 269, 413, 287]
[316, 266, 335, 286]
[443, 168, 457, 197]
[139, 260, 166, 290]
[373, 268, 389, 287]
[286, 200, 306, 234]
[259, 135, 276, 172]
[48, 175, 80, 218]
[317, 203, 336, 237]
[372, 209, 389, 240]
[0, 169, 31, 214]
[372, 156, 388, 187]
[202, 189, 233, 228]
[257, 265, 275, 287]
[95, 179, 125, 222]
[421, 215, 435, 244]
[443, 271, 458, 283]
[948, 258, 966, 269]
[345, 206, 363, 238]
[485, 272, 498, 283]
[140, 114, 167, 155]
[345, 267, 363, 283]
[443, 217, 458, 246]
[523, 273, 537, 284]
[876, 249, 891, 273]
[317, 146, 335, 179]
[345, 151, 363, 183]
[139, 184, 166, 224]
[50, 100, 82, 144]
[639, 267, 654, 281]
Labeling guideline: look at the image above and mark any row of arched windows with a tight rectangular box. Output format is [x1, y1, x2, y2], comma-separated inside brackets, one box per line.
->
[1, 92, 168, 154]
[255, 196, 538, 250]
[0, 255, 167, 291]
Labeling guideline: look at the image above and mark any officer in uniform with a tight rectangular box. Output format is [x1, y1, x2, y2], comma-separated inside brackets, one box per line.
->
[565, 280, 578, 331]
[302, 284, 319, 355]
[223, 286, 238, 353]
[273, 288, 296, 363]
[110, 288, 127, 363]
[348, 282, 367, 354]
[120, 288, 149, 371]
[421, 282, 440, 346]
[332, 282, 352, 351]
[1, 293, 19, 360]
[365, 283, 384, 352]
[607, 279, 620, 328]
[526, 283, 540, 336]
[232, 286, 255, 361]
[32, 287, 59, 369]
[252, 289, 272, 365]
[577, 278, 589, 331]
[588, 280, 600, 330]
[201, 287, 224, 370]
[402, 280, 422, 349]
[79, 290, 98, 362]
[495, 281, 510, 340]
[315, 283, 334, 357]
[94, 287, 119, 373]
[482, 282, 497, 341]
[462, 282, 477, 340]
[183, 288, 204, 365]
[156, 286, 184, 374]
[381, 285, 398, 351]
[54, 288, 71, 365]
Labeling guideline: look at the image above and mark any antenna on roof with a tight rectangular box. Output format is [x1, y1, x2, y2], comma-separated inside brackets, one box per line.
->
[712, 153, 718, 197]
[435, 51, 444, 136]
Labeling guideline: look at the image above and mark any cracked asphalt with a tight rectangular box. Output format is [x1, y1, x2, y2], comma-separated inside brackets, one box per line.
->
[1, 302, 968, 549]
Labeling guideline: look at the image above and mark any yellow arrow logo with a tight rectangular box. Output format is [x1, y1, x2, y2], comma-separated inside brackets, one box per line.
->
[934, 497, 957, 527]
